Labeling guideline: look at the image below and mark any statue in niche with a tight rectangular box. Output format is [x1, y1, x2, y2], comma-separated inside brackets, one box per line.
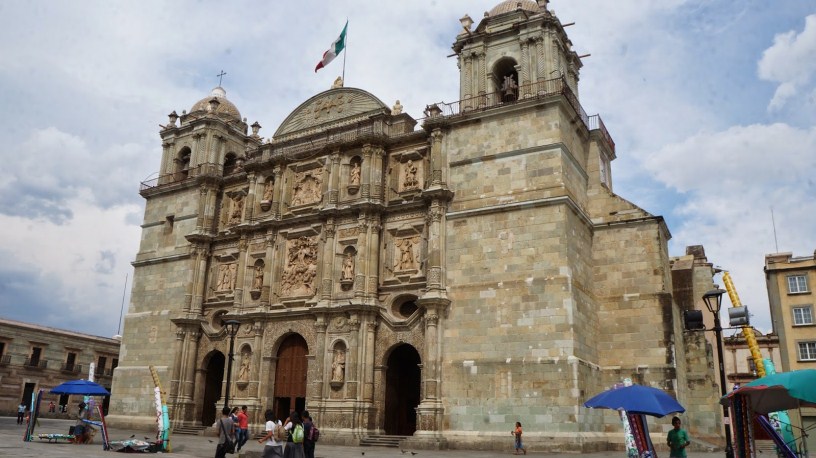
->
[395, 236, 419, 271]
[291, 170, 323, 207]
[502, 74, 518, 101]
[341, 252, 355, 281]
[280, 236, 319, 297]
[238, 352, 250, 382]
[229, 194, 244, 224]
[252, 264, 264, 290]
[403, 160, 418, 189]
[216, 264, 230, 291]
[331, 349, 346, 382]
[349, 162, 361, 186]
[262, 179, 274, 202]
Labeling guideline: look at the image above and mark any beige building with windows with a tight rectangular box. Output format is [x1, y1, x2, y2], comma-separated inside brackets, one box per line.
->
[723, 329, 780, 386]
[109, 1, 726, 451]
[0, 317, 120, 416]
[765, 251, 816, 452]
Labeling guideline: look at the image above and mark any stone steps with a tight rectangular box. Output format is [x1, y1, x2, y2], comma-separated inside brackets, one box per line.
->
[360, 435, 409, 448]
[172, 425, 208, 436]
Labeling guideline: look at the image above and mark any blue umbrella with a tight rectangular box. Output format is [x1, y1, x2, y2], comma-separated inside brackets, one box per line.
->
[584, 384, 685, 417]
[50, 379, 110, 396]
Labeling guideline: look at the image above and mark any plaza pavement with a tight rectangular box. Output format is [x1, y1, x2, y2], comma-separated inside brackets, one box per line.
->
[1, 417, 724, 457]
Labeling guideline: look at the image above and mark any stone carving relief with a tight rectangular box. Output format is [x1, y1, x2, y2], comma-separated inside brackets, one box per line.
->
[395, 236, 420, 271]
[229, 194, 245, 225]
[216, 263, 238, 291]
[280, 236, 319, 297]
[401, 160, 421, 191]
[291, 170, 323, 207]
[260, 177, 274, 211]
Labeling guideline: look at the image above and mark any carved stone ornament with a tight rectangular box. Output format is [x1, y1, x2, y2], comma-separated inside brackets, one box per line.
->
[237, 350, 251, 389]
[291, 170, 323, 207]
[330, 347, 346, 386]
[401, 160, 421, 191]
[280, 236, 319, 297]
[394, 236, 420, 271]
[250, 263, 264, 300]
[229, 194, 245, 225]
[216, 262, 238, 291]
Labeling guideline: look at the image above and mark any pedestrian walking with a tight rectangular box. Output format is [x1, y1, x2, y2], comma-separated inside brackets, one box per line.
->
[303, 411, 316, 458]
[257, 409, 285, 458]
[667, 416, 690, 458]
[215, 406, 236, 458]
[236, 405, 249, 452]
[17, 402, 26, 424]
[512, 421, 527, 455]
[283, 411, 305, 458]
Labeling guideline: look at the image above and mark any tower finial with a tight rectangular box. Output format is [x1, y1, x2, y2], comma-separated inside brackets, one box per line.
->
[217, 70, 227, 86]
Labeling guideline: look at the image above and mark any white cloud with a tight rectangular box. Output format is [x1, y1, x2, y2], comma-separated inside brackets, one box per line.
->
[758, 14, 816, 111]
[645, 123, 816, 332]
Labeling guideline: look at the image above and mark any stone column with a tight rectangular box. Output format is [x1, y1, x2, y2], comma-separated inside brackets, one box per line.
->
[462, 53, 473, 109]
[425, 200, 444, 291]
[266, 231, 282, 306]
[354, 214, 368, 300]
[363, 319, 377, 401]
[234, 237, 248, 307]
[477, 51, 487, 107]
[261, 231, 275, 305]
[271, 165, 283, 219]
[361, 145, 373, 199]
[160, 142, 172, 178]
[365, 214, 382, 301]
[192, 245, 210, 314]
[370, 147, 385, 203]
[251, 323, 263, 398]
[520, 39, 531, 97]
[536, 36, 547, 83]
[327, 151, 340, 207]
[429, 129, 444, 187]
[313, 316, 328, 403]
[321, 219, 336, 302]
[191, 133, 203, 168]
[245, 172, 258, 221]
[345, 316, 361, 399]
[169, 329, 186, 404]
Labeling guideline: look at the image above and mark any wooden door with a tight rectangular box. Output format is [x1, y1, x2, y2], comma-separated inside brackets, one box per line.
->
[273, 334, 308, 421]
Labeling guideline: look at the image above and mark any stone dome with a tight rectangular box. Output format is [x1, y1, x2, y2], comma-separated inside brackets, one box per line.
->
[488, 0, 541, 17]
[190, 86, 242, 121]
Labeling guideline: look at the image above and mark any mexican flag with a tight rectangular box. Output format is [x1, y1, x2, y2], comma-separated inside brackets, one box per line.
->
[315, 21, 348, 72]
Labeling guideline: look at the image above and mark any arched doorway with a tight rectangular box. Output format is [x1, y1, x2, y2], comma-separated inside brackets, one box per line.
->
[384, 344, 421, 435]
[273, 334, 308, 421]
[201, 351, 225, 426]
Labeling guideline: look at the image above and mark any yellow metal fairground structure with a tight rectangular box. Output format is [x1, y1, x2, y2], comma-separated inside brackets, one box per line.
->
[722, 271, 765, 377]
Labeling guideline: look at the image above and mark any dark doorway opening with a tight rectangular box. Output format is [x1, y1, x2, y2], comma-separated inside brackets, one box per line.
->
[273, 334, 308, 422]
[201, 351, 225, 426]
[22, 382, 36, 406]
[384, 344, 421, 436]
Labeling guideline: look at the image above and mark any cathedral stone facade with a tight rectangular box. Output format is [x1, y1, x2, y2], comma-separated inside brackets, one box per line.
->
[109, 0, 724, 451]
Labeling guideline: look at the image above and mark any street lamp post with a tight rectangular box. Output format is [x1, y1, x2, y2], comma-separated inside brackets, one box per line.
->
[703, 289, 734, 458]
[222, 320, 240, 409]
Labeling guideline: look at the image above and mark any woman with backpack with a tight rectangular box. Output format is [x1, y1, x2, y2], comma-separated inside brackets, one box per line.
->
[257, 409, 284, 458]
[282, 411, 305, 458]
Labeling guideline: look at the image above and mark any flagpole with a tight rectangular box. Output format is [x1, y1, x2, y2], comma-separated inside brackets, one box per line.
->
[342, 19, 348, 84]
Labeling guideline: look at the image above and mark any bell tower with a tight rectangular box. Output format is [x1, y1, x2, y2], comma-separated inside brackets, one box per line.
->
[452, 0, 583, 106]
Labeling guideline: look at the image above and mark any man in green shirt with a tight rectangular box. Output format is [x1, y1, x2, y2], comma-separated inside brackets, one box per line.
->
[667, 416, 690, 457]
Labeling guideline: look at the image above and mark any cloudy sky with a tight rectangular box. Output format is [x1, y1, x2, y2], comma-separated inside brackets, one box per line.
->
[0, 1, 813, 339]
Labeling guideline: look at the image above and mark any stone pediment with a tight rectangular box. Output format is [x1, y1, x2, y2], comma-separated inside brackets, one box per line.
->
[274, 87, 388, 138]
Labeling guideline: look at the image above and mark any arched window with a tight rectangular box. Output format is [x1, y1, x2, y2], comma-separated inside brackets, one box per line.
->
[492, 57, 519, 102]
[223, 153, 237, 175]
[174, 147, 191, 180]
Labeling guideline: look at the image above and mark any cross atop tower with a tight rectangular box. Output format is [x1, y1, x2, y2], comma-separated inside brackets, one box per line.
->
[217, 70, 227, 86]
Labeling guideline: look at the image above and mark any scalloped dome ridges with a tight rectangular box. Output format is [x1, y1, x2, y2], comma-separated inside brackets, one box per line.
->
[488, 0, 541, 17]
[190, 86, 242, 121]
